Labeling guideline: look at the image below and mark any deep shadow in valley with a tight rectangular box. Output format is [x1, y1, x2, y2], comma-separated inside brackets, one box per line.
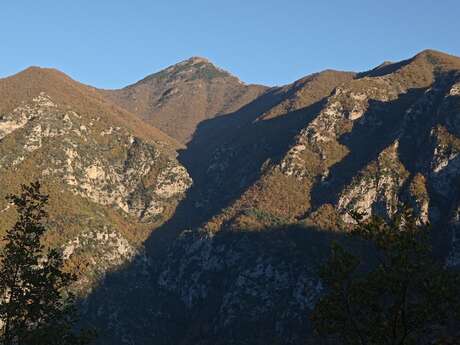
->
[79, 86, 339, 344]
[79, 71, 460, 344]
[81, 221, 362, 345]
[140, 87, 287, 257]
[145, 88, 328, 257]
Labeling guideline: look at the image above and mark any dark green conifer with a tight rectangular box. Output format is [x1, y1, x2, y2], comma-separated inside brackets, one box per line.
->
[311, 208, 460, 345]
[0, 182, 94, 345]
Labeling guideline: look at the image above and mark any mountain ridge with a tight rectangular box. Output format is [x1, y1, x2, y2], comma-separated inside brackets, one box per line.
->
[0, 65, 183, 149]
[100, 56, 269, 144]
[1, 48, 460, 344]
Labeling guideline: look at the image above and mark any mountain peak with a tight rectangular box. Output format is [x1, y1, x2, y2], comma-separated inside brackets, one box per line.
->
[7, 65, 69, 81]
[412, 48, 460, 68]
[170, 56, 234, 79]
[133, 56, 239, 87]
[183, 56, 211, 64]
[416, 48, 449, 59]
[356, 49, 460, 79]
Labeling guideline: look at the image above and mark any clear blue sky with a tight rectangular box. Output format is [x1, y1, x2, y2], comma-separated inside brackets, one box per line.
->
[1, 0, 459, 88]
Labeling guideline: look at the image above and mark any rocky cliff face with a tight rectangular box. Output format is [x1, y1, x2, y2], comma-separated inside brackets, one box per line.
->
[0, 69, 191, 292]
[204, 50, 460, 231]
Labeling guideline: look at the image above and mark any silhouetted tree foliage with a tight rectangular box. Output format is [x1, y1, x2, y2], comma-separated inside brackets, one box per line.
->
[311, 207, 460, 345]
[0, 182, 95, 345]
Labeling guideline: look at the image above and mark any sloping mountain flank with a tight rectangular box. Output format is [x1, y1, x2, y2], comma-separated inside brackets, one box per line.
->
[0, 67, 191, 293]
[101, 57, 268, 144]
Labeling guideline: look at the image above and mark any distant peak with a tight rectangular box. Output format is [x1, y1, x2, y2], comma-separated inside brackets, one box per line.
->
[18, 66, 53, 76]
[413, 49, 460, 66]
[133, 56, 240, 86]
[416, 49, 446, 58]
[175, 56, 214, 68]
[185, 56, 211, 64]
[24, 65, 43, 71]
[6, 66, 72, 83]
[23, 65, 62, 72]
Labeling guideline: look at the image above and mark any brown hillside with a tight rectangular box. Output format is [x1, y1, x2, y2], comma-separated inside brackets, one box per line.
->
[0, 67, 182, 149]
[0, 66, 193, 293]
[101, 57, 268, 144]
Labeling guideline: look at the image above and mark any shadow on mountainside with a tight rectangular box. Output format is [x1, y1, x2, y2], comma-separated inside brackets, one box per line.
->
[140, 87, 329, 258]
[356, 57, 413, 78]
[309, 87, 432, 210]
[78, 71, 460, 344]
[397, 71, 460, 256]
[135, 87, 288, 258]
[397, 70, 460, 172]
[78, 86, 342, 344]
[310, 71, 460, 258]
[176, 95, 329, 230]
[81, 222, 362, 345]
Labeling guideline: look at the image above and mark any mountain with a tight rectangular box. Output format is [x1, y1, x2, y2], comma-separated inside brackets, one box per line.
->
[203, 49, 460, 231]
[84, 50, 460, 345]
[0, 67, 180, 147]
[1, 50, 460, 344]
[102, 57, 267, 144]
[0, 66, 191, 292]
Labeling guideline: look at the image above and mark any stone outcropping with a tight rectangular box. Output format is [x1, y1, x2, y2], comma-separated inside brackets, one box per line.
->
[0, 91, 191, 290]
